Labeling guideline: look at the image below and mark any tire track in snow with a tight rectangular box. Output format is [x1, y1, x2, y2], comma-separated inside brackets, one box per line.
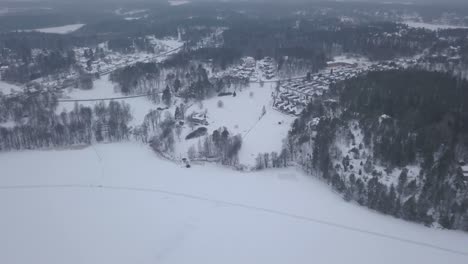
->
[1, 183, 468, 258]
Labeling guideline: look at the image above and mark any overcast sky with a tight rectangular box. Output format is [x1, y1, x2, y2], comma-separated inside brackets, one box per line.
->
[1, 0, 467, 5]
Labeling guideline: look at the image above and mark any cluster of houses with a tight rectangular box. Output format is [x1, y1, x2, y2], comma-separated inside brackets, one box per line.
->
[226, 57, 257, 81]
[273, 78, 324, 116]
[74, 43, 163, 75]
[27, 38, 180, 92]
[272, 63, 360, 116]
[460, 161, 468, 182]
[273, 95, 303, 116]
[258, 57, 276, 80]
[221, 56, 278, 82]
[367, 61, 402, 72]
[271, 60, 406, 116]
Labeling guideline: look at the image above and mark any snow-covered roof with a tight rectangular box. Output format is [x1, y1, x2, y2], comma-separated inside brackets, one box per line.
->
[461, 165, 468, 173]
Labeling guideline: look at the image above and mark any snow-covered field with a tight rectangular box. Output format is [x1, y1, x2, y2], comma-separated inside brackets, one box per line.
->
[175, 83, 294, 165]
[21, 24, 85, 34]
[330, 55, 371, 67]
[1, 142, 468, 264]
[57, 75, 156, 126]
[404, 21, 468, 31]
[0, 80, 22, 95]
[58, 75, 291, 166]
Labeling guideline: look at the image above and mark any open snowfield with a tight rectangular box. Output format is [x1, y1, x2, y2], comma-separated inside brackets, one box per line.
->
[404, 21, 468, 30]
[1, 142, 468, 264]
[330, 55, 371, 66]
[0, 80, 22, 95]
[57, 75, 157, 126]
[59, 77, 292, 166]
[176, 83, 294, 165]
[21, 24, 85, 34]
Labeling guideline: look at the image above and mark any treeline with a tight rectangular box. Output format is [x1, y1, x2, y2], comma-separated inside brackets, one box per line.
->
[107, 36, 167, 54]
[186, 127, 243, 167]
[223, 19, 436, 61]
[110, 58, 247, 103]
[2, 50, 76, 83]
[0, 93, 132, 151]
[110, 62, 161, 94]
[286, 70, 468, 231]
[254, 151, 288, 170]
[0, 32, 107, 61]
[163, 48, 242, 70]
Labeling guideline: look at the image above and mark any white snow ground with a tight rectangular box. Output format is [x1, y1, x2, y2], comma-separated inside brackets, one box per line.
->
[404, 21, 468, 30]
[57, 75, 156, 126]
[330, 55, 371, 66]
[0, 80, 22, 95]
[1, 142, 468, 264]
[175, 82, 294, 165]
[21, 24, 85, 34]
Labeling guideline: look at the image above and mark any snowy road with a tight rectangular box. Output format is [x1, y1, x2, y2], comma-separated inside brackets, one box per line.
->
[1, 143, 468, 264]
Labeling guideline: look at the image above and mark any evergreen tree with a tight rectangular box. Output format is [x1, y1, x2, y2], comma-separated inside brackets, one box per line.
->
[162, 85, 172, 107]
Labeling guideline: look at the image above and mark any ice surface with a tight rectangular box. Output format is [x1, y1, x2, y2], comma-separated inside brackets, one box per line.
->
[1, 142, 468, 264]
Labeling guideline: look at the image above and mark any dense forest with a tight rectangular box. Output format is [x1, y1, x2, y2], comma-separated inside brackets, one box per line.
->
[286, 70, 468, 231]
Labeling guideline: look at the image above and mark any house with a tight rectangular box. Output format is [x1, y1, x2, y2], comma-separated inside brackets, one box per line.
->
[462, 165, 468, 179]
[189, 113, 208, 126]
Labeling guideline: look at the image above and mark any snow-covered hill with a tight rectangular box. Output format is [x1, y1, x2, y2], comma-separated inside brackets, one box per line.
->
[1, 143, 468, 264]
[175, 82, 294, 165]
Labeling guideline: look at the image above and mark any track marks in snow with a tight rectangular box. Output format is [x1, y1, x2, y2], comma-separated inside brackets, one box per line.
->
[1, 183, 468, 258]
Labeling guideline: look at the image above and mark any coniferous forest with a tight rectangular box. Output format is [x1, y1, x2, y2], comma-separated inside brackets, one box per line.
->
[286, 70, 468, 230]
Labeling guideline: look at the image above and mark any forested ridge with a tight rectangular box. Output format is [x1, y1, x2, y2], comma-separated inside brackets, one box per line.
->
[286, 69, 468, 230]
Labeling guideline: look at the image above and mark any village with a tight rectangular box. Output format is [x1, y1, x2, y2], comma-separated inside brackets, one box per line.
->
[7, 37, 184, 95]
[272, 59, 408, 116]
[208, 54, 415, 117]
[215, 56, 277, 82]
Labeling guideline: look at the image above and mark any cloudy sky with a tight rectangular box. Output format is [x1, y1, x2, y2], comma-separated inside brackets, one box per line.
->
[1, 0, 467, 5]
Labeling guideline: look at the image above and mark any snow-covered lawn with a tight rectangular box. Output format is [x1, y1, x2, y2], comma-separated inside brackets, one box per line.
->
[21, 24, 85, 34]
[329, 55, 371, 67]
[0, 80, 22, 95]
[1, 142, 468, 264]
[176, 83, 294, 165]
[0, 120, 16, 128]
[404, 21, 468, 31]
[57, 75, 157, 126]
[157, 38, 184, 50]
[58, 77, 291, 166]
